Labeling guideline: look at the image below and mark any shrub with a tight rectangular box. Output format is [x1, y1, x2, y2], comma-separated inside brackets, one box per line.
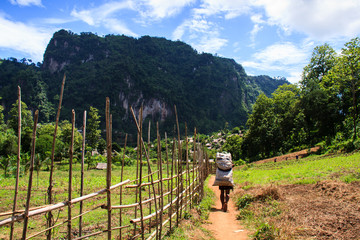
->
[253, 222, 277, 240]
[237, 194, 255, 209]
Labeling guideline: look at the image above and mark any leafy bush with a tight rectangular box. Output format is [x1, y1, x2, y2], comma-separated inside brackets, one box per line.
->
[237, 194, 255, 209]
[253, 222, 277, 240]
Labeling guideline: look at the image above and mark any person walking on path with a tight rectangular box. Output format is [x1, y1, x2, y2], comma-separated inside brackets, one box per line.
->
[212, 152, 234, 212]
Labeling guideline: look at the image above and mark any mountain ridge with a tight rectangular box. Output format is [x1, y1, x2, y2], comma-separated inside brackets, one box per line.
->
[0, 29, 288, 140]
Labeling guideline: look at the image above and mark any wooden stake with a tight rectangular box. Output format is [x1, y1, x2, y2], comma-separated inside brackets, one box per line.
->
[133, 108, 141, 236]
[130, 107, 158, 240]
[147, 120, 152, 234]
[169, 138, 175, 231]
[79, 110, 86, 237]
[138, 107, 145, 240]
[192, 128, 196, 206]
[47, 74, 66, 240]
[185, 123, 190, 210]
[67, 110, 75, 240]
[10, 86, 21, 240]
[165, 132, 169, 193]
[21, 110, 38, 240]
[174, 105, 182, 223]
[105, 98, 112, 240]
[157, 122, 164, 238]
[119, 134, 127, 239]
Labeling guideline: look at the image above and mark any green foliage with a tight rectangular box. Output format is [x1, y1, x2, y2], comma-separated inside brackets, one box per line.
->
[241, 38, 360, 161]
[322, 37, 360, 141]
[87, 106, 101, 150]
[221, 134, 243, 161]
[237, 194, 255, 209]
[39, 29, 286, 137]
[253, 222, 277, 240]
[112, 151, 134, 166]
[85, 152, 105, 170]
[59, 120, 83, 158]
[0, 128, 17, 157]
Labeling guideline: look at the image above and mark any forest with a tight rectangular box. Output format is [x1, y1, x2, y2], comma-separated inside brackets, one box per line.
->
[221, 37, 360, 162]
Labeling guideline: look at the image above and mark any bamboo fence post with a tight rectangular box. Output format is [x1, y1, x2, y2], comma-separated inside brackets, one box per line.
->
[192, 128, 196, 206]
[133, 108, 141, 237]
[47, 74, 65, 240]
[130, 107, 158, 240]
[105, 98, 112, 240]
[169, 138, 175, 232]
[175, 137, 180, 227]
[138, 107, 145, 240]
[10, 86, 21, 240]
[200, 146, 203, 200]
[67, 109, 75, 240]
[21, 110, 39, 240]
[165, 132, 170, 200]
[119, 133, 128, 239]
[79, 110, 86, 237]
[156, 126, 161, 215]
[174, 105, 183, 222]
[147, 120, 152, 234]
[157, 122, 164, 238]
[185, 123, 190, 211]
[156, 124, 161, 223]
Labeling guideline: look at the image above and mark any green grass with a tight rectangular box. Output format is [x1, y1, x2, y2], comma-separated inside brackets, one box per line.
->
[234, 152, 360, 186]
[0, 162, 199, 239]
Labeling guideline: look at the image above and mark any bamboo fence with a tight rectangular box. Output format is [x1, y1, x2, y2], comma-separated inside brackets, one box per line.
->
[0, 83, 210, 240]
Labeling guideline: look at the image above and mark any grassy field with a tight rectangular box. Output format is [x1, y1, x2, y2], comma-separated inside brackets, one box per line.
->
[234, 152, 360, 186]
[0, 162, 191, 239]
[233, 152, 360, 239]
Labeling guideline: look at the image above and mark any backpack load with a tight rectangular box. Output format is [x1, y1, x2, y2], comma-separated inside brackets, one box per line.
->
[212, 152, 234, 187]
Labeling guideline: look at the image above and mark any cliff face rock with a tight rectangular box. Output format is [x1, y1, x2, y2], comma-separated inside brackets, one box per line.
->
[42, 29, 288, 135]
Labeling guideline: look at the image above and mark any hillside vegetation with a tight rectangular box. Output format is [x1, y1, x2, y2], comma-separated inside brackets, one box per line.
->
[206, 38, 360, 162]
[0, 29, 287, 142]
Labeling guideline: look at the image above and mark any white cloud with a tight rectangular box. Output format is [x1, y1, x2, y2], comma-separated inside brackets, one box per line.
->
[71, 1, 133, 26]
[104, 18, 138, 37]
[249, 24, 263, 44]
[136, 0, 195, 19]
[253, 0, 360, 39]
[193, 36, 228, 54]
[194, 0, 251, 19]
[241, 41, 311, 83]
[173, 16, 214, 40]
[255, 42, 308, 65]
[0, 15, 53, 62]
[10, 0, 42, 7]
[172, 16, 227, 54]
[70, 1, 138, 36]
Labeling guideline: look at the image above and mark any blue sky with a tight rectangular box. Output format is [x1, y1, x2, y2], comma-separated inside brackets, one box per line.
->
[1, 0, 360, 83]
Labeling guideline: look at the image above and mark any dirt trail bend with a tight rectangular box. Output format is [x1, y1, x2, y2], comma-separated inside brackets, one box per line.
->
[205, 175, 249, 240]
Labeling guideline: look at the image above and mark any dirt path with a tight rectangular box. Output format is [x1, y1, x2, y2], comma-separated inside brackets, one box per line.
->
[205, 175, 249, 240]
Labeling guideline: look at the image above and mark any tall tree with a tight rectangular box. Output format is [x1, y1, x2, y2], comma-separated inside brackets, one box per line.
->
[300, 44, 340, 142]
[272, 84, 305, 150]
[301, 44, 336, 87]
[7, 100, 33, 153]
[87, 106, 101, 151]
[323, 37, 360, 140]
[242, 93, 278, 159]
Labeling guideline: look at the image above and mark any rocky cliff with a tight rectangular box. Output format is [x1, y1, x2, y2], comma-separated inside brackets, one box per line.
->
[41, 29, 288, 137]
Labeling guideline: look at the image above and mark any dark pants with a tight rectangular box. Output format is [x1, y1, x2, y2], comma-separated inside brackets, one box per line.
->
[219, 186, 233, 212]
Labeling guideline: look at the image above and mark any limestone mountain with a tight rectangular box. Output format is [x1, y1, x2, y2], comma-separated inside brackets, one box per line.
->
[1, 29, 288, 140]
